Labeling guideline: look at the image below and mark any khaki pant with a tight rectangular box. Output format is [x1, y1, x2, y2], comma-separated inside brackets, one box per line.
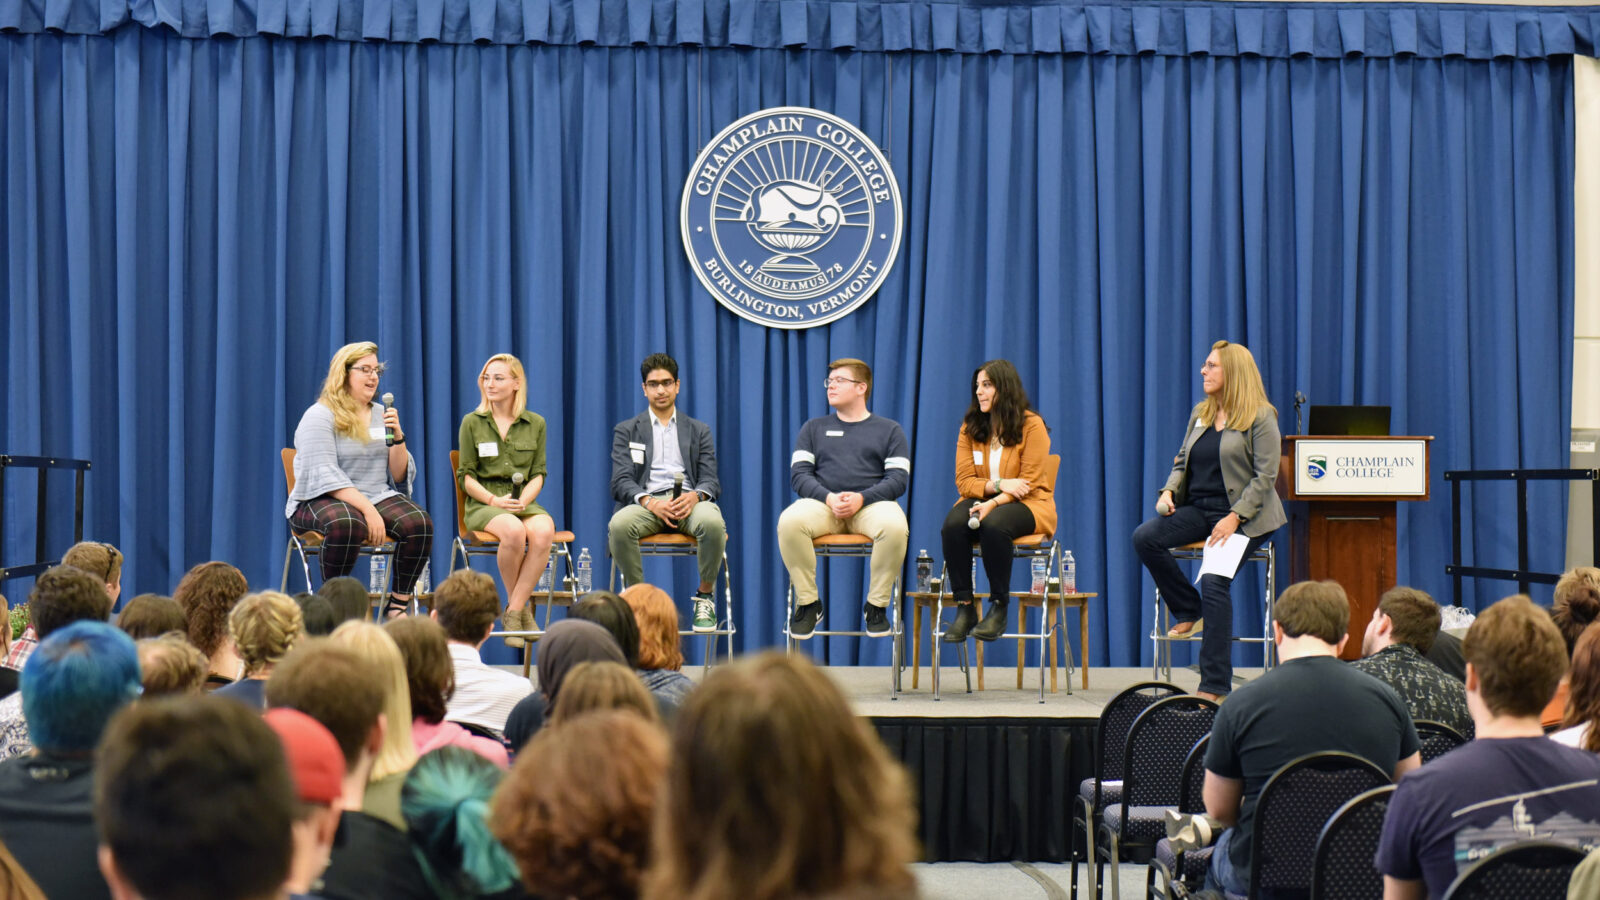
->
[777, 498, 908, 608]
[607, 499, 727, 587]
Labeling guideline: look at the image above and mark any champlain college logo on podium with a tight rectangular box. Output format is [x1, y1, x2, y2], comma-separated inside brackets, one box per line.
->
[681, 107, 903, 329]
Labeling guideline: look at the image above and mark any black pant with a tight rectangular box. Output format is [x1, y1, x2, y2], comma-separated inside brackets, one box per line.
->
[939, 498, 1037, 603]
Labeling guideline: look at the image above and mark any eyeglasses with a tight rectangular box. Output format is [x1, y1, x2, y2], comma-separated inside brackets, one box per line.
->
[350, 364, 387, 377]
[823, 377, 862, 388]
[482, 374, 516, 384]
[645, 379, 677, 390]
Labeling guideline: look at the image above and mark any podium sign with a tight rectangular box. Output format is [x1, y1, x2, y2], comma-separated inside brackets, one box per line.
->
[1292, 439, 1429, 496]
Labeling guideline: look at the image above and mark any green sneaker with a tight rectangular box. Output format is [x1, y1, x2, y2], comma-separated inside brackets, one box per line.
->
[692, 593, 717, 633]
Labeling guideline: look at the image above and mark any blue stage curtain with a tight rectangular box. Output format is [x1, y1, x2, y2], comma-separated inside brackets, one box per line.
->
[0, 5, 1573, 669]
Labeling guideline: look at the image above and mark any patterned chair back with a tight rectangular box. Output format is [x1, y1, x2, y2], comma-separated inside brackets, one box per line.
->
[1121, 695, 1219, 812]
[1441, 840, 1587, 900]
[1093, 681, 1183, 807]
[1414, 719, 1468, 764]
[1309, 785, 1395, 900]
[1178, 734, 1211, 815]
[1249, 752, 1390, 899]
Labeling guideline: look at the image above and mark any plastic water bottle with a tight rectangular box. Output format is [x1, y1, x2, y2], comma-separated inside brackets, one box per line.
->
[369, 555, 388, 594]
[576, 548, 593, 594]
[1063, 550, 1077, 594]
[971, 558, 978, 591]
[537, 556, 553, 594]
[915, 550, 932, 593]
[1031, 555, 1047, 596]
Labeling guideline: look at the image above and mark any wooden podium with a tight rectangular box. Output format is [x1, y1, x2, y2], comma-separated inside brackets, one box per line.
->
[1277, 436, 1432, 660]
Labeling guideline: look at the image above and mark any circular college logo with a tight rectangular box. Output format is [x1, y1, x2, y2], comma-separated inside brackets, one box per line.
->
[681, 107, 903, 329]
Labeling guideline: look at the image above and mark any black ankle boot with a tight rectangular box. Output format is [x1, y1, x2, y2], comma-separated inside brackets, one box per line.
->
[942, 594, 979, 643]
[972, 598, 1009, 642]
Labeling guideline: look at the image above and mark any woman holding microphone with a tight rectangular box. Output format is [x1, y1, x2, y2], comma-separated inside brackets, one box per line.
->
[1132, 340, 1285, 701]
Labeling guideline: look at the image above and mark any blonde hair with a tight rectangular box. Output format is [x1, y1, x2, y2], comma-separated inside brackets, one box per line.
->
[228, 591, 305, 675]
[320, 341, 382, 441]
[1194, 340, 1276, 433]
[551, 661, 661, 726]
[621, 583, 684, 671]
[330, 620, 418, 781]
[474, 354, 528, 418]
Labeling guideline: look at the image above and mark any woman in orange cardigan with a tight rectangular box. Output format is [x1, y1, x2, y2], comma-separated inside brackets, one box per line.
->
[940, 360, 1055, 643]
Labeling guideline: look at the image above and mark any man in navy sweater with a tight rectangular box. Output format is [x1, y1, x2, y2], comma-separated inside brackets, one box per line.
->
[778, 358, 911, 639]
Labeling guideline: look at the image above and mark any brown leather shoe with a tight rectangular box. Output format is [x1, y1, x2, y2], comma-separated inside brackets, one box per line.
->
[1167, 618, 1204, 638]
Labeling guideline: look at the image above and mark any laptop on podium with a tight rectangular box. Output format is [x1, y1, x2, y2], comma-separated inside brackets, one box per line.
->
[1307, 405, 1391, 436]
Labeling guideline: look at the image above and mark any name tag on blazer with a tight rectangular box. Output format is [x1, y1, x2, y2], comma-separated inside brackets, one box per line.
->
[477, 442, 499, 458]
[370, 427, 387, 440]
[973, 450, 984, 466]
[630, 441, 646, 464]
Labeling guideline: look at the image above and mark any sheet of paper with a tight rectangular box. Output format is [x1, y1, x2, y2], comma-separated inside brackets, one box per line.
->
[1195, 533, 1251, 582]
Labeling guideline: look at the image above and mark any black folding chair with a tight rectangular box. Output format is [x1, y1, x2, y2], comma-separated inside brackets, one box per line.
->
[1247, 751, 1391, 900]
[1071, 681, 1183, 900]
[1147, 734, 1213, 900]
[1414, 719, 1469, 764]
[1309, 785, 1395, 900]
[1442, 840, 1587, 900]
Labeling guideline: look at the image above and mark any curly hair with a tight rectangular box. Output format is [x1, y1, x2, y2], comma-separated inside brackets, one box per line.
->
[320, 341, 383, 441]
[620, 584, 682, 671]
[550, 661, 660, 727]
[491, 710, 668, 900]
[173, 561, 250, 658]
[386, 615, 455, 725]
[228, 591, 305, 675]
[1563, 622, 1600, 752]
[29, 566, 113, 639]
[1552, 567, 1600, 657]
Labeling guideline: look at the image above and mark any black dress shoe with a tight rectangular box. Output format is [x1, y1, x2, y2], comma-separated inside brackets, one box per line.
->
[971, 600, 1009, 642]
[942, 603, 979, 643]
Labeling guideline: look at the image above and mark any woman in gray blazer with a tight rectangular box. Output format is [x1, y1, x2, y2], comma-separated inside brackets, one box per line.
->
[1132, 340, 1286, 701]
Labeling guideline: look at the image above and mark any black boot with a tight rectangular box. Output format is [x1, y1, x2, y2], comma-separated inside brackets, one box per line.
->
[972, 598, 1009, 642]
[942, 593, 979, 643]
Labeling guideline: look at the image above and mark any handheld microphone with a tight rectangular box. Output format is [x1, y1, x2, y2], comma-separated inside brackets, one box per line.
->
[1293, 391, 1307, 434]
[672, 473, 684, 500]
[968, 509, 981, 530]
[510, 471, 525, 501]
[381, 393, 396, 446]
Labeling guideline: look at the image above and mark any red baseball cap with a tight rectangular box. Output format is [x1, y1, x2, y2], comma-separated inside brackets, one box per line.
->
[263, 707, 346, 806]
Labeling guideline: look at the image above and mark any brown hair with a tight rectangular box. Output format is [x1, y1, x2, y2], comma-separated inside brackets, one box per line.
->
[1464, 594, 1568, 719]
[622, 584, 684, 671]
[1377, 587, 1442, 654]
[550, 661, 660, 726]
[1551, 567, 1600, 657]
[0, 839, 44, 900]
[827, 357, 873, 400]
[644, 653, 918, 900]
[136, 633, 209, 697]
[1273, 581, 1350, 645]
[29, 566, 113, 639]
[1562, 622, 1600, 752]
[266, 639, 387, 774]
[492, 711, 668, 900]
[116, 594, 187, 640]
[173, 561, 250, 657]
[228, 591, 305, 675]
[61, 541, 123, 588]
[434, 570, 499, 644]
[386, 615, 455, 725]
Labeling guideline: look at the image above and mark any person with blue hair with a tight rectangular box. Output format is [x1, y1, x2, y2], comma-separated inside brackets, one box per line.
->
[402, 747, 526, 899]
[0, 621, 140, 900]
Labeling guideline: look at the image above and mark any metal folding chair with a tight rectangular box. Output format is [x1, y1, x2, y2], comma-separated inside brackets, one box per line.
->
[783, 533, 904, 699]
[279, 448, 397, 616]
[1150, 540, 1278, 680]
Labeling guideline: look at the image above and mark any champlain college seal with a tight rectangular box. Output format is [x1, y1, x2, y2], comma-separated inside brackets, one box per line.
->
[681, 107, 903, 329]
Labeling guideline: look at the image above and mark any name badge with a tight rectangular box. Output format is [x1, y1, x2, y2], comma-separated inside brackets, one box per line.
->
[825, 430, 844, 437]
[369, 427, 386, 440]
[630, 441, 647, 465]
[973, 450, 984, 466]
[477, 442, 499, 458]
[1194, 420, 1207, 430]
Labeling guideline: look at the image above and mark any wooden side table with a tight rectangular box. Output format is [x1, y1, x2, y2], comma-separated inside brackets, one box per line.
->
[908, 589, 1094, 692]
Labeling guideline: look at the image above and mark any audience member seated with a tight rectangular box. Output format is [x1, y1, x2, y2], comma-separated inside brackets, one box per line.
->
[492, 710, 668, 900]
[550, 661, 661, 726]
[262, 707, 347, 898]
[135, 633, 208, 696]
[172, 560, 251, 689]
[1544, 567, 1600, 729]
[0, 840, 43, 900]
[402, 747, 526, 899]
[431, 571, 531, 736]
[330, 621, 419, 830]
[569, 590, 642, 668]
[502, 619, 626, 751]
[1570, 844, 1600, 899]
[114, 594, 186, 640]
[0, 594, 13, 701]
[216, 590, 305, 710]
[1196, 581, 1419, 898]
[60, 540, 124, 607]
[1426, 629, 1466, 682]
[1553, 622, 1600, 751]
[1376, 595, 1600, 898]
[0, 566, 115, 759]
[0, 622, 139, 900]
[385, 616, 509, 768]
[318, 576, 374, 626]
[621, 583, 696, 716]
[645, 652, 918, 900]
[266, 639, 431, 900]
[296, 592, 339, 636]
[94, 695, 296, 900]
[1353, 586, 1473, 737]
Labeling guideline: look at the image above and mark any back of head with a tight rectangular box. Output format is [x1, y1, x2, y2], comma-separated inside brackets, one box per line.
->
[172, 561, 249, 657]
[621, 584, 683, 672]
[115, 594, 187, 640]
[570, 590, 641, 667]
[387, 615, 455, 725]
[329, 621, 417, 780]
[136, 633, 209, 697]
[60, 541, 122, 589]
[1273, 580, 1350, 645]
[296, 593, 339, 636]
[21, 621, 140, 753]
[536, 619, 626, 706]
[229, 591, 305, 676]
[267, 638, 387, 774]
[1465, 594, 1568, 718]
[317, 576, 373, 625]
[28, 565, 113, 639]
[647, 652, 917, 900]
[1552, 567, 1600, 657]
[1377, 587, 1442, 654]
[433, 570, 499, 644]
[550, 661, 659, 726]
[402, 747, 520, 898]
[1562, 622, 1600, 750]
[492, 710, 668, 900]
[95, 696, 295, 900]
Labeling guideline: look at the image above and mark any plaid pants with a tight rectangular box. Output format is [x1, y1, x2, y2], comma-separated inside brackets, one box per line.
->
[290, 494, 433, 593]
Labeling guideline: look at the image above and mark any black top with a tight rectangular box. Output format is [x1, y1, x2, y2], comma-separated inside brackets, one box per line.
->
[1184, 426, 1227, 503]
[1424, 631, 1466, 682]
[319, 810, 432, 900]
[0, 752, 112, 900]
[0, 667, 16, 701]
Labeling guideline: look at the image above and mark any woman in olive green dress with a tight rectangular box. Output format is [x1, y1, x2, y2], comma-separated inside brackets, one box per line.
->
[457, 354, 555, 644]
